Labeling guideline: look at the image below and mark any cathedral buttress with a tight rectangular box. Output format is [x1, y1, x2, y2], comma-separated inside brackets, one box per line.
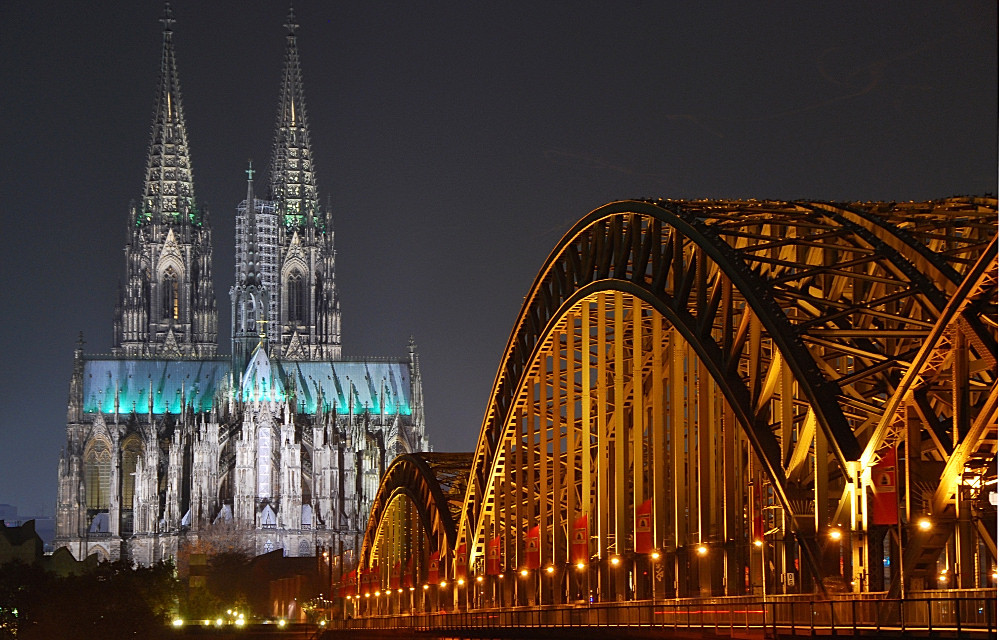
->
[269, 8, 341, 360]
[114, 5, 217, 358]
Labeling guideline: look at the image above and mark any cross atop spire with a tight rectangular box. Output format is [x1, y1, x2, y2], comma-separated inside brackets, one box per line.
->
[160, 2, 175, 34]
[284, 4, 299, 36]
[246, 160, 255, 182]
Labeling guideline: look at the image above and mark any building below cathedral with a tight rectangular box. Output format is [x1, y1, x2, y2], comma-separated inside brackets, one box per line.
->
[54, 6, 429, 565]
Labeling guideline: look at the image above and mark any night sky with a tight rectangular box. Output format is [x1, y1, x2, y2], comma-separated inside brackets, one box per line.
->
[0, 1, 995, 517]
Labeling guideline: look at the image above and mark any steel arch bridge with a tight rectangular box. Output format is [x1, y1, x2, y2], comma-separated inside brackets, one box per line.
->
[351, 197, 997, 613]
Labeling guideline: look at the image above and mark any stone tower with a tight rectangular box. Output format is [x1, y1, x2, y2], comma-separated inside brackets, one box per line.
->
[113, 4, 217, 358]
[269, 8, 341, 360]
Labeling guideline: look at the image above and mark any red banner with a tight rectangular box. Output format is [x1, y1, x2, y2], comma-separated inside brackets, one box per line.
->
[871, 449, 898, 525]
[487, 536, 502, 575]
[427, 550, 440, 584]
[525, 524, 541, 569]
[390, 561, 400, 589]
[342, 568, 357, 598]
[403, 555, 414, 588]
[456, 543, 468, 580]
[635, 498, 653, 554]
[571, 514, 589, 564]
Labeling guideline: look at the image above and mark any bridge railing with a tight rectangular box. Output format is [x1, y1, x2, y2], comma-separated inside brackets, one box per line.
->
[333, 593, 996, 637]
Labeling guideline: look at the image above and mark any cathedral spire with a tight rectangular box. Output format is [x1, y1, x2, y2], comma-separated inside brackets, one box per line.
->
[240, 162, 262, 289]
[141, 2, 197, 226]
[270, 3, 318, 229]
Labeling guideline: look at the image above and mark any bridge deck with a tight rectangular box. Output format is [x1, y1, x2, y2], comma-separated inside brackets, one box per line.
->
[324, 593, 996, 639]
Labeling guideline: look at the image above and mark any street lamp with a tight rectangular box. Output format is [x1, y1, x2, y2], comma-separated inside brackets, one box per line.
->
[917, 517, 932, 532]
[696, 545, 708, 557]
[610, 555, 621, 567]
[828, 528, 843, 542]
[651, 551, 661, 561]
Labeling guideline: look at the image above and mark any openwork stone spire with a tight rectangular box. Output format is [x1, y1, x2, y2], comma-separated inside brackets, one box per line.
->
[269, 4, 319, 229]
[141, 2, 198, 225]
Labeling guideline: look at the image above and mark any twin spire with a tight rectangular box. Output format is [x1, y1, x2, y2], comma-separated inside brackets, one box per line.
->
[141, 3, 319, 231]
[270, 4, 319, 229]
[141, 1, 196, 225]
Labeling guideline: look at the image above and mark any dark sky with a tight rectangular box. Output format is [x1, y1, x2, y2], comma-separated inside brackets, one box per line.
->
[0, 1, 996, 516]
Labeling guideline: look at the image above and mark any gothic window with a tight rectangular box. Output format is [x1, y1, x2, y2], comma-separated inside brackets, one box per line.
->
[84, 440, 112, 510]
[142, 268, 151, 321]
[298, 540, 310, 557]
[121, 438, 142, 510]
[287, 271, 305, 324]
[162, 267, 179, 321]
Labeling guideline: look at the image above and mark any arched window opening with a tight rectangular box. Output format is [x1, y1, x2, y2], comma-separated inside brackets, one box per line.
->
[84, 440, 112, 510]
[162, 267, 179, 321]
[142, 268, 151, 321]
[287, 271, 305, 324]
[121, 439, 142, 509]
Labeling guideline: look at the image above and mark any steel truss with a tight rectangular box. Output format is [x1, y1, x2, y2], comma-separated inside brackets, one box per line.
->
[358, 198, 997, 607]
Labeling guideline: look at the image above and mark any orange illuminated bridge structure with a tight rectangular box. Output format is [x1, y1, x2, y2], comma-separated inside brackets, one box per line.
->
[338, 198, 997, 636]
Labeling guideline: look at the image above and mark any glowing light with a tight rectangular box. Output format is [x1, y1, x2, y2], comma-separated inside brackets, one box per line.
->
[439, 581, 446, 588]
[696, 545, 708, 556]
[422, 584, 429, 590]
[938, 574, 948, 582]
[346, 595, 352, 600]
[575, 562, 586, 570]
[476, 576, 484, 583]
[364, 593, 370, 598]
[753, 539, 763, 548]
[545, 565, 555, 574]
[917, 517, 932, 532]
[374, 590, 381, 597]
[498, 573, 505, 579]
[409, 586, 415, 591]
[320, 620, 327, 627]
[651, 551, 661, 560]
[610, 556, 621, 567]
[398, 588, 403, 593]
[828, 528, 842, 541]
[457, 578, 465, 586]
[234, 618, 245, 627]
[520, 569, 529, 577]
[277, 619, 287, 627]
[215, 618, 223, 627]
[172, 619, 184, 627]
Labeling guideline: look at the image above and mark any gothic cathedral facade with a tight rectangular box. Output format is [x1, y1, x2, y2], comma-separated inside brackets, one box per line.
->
[54, 8, 430, 565]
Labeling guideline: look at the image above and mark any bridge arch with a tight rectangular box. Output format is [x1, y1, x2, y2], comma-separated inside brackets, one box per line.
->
[357, 198, 996, 609]
[358, 452, 471, 595]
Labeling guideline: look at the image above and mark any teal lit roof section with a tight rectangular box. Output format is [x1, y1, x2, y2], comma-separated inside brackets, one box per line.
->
[278, 360, 411, 416]
[82, 358, 229, 414]
[241, 347, 286, 403]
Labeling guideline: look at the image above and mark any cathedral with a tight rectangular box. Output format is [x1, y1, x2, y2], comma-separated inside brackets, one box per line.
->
[54, 7, 430, 565]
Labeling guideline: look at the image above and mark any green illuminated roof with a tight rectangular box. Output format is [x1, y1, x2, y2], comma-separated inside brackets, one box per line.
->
[82, 359, 229, 414]
[81, 357, 412, 417]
